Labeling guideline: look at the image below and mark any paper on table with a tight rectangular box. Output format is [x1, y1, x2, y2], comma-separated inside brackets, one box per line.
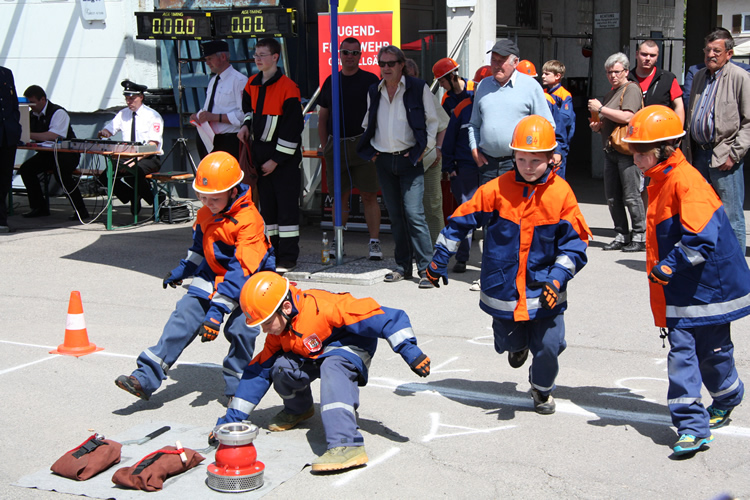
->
[191, 117, 215, 154]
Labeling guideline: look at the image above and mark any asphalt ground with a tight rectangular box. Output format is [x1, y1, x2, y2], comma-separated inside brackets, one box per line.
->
[1, 178, 749, 499]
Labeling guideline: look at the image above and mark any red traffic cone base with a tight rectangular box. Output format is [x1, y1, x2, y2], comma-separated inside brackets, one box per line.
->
[50, 291, 103, 357]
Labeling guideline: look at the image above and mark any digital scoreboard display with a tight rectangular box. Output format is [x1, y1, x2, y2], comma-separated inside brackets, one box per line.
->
[212, 8, 297, 38]
[135, 11, 213, 40]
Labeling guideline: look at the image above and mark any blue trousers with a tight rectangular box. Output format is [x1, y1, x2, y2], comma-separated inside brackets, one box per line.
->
[132, 293, 259, 397]
[692, 147, 746, 250]
[480, 155, 514, 186]
[272, 354, 363, 449]
[375, 153, 433, 276]
[667, 324, 744, 437]
[449, 162, 481, 263]
[492, 314, 567, 396]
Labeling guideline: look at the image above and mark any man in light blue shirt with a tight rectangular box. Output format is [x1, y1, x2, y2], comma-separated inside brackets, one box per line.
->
[469, 39, 556, 184]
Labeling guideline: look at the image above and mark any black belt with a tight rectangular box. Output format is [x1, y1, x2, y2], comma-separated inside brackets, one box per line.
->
[381, 150, 409, 156]
[695, 142, 713, 151]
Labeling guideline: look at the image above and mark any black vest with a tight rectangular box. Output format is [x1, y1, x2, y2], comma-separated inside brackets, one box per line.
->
[357, 75, 428, 166]
[628, 67, 677, 107]
[30, 101, 76, 140]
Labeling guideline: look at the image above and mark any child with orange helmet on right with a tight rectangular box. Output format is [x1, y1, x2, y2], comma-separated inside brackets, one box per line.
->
[624, 105, 749, 456]
[427, 115, 591, 414]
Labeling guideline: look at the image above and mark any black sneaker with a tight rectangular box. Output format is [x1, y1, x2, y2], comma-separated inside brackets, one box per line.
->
[115, 375, 150, 400]
[453, 261, 467, 273]
[508, 348, 529, 368]
[531, 388, 556, 414]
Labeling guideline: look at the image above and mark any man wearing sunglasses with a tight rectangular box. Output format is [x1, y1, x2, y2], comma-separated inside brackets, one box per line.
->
[317, 37, 382, 261]
[357, 45, 439, 289]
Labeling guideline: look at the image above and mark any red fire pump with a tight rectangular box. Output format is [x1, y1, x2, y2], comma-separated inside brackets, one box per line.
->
[206, 422, 265, 493]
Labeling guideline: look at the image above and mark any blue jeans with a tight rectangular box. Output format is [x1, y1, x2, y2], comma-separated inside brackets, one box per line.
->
[375, 153, 433, 275]
[492, 314, 567, 396]
[692, 147, 746, 250]
[667, 324, 744, 438]
[449, 161, 481, 262]
[132, 293, 259, 397]
[603, 150, 645, 238]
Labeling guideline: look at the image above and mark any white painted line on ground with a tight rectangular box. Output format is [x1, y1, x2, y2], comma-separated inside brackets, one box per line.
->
[332, 446, 400, 487]
[0, 356, 59, 376]
[0, 340, 222, 369]
[430, 356, 470, 374]
[423, 412, 516, 442]
[368, 377, 750, 438]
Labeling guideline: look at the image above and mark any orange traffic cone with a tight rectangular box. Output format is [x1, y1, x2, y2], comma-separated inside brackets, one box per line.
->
[50, 291, 103, 357]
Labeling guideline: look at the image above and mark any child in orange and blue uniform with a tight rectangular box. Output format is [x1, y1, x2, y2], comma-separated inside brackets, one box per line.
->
[216, 271, 431, 472]
[115, 152, 275, 401]
[426, 115, 591, 413]
[624, 105, 749, 456]
[542, 60, 576, 178]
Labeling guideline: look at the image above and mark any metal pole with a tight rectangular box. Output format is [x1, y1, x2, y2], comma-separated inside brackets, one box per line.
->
[330, 0, 344, 264]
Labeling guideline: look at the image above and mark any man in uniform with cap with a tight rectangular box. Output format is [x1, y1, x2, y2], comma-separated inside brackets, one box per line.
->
[98, 80, 164, 214]
[190, 40, 248, 160]
[468, 39, 555, 184]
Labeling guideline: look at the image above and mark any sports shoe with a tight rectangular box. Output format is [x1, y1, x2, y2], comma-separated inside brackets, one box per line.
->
[530, 388, 556, 415]
[268, 405, 314, 432]
[508, 348, 529, 368]
[453, 261, 467, 273]
[329, 239, 346, 258]
[418, 271, 435, 289]
[368, 240, 383, 260]
[276, 261, 297, 273]
[115, 375, 150, 401]
[469, 279, 481, 291]
[672, 434, 714, 455]
[311, 446, 368, 472]
[707, 406, 733, 429]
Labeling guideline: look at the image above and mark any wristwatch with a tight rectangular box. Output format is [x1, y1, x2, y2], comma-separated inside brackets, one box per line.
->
[599, 105, 604, 114]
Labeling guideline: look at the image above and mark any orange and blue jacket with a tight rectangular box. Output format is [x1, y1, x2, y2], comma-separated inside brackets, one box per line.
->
[219, 285, 425, 424]
[242, 68, 303, 165]
[176, 183, 275, 315]
[545, 84, 576, 156]
[441, 78, 475, 114]
[645, 150, 750, 328]
[442, 96, 475, 172]
[433, 167, 591, 321]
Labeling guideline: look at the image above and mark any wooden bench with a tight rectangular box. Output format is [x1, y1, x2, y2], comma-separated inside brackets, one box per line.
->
[145, 171, 195, 222]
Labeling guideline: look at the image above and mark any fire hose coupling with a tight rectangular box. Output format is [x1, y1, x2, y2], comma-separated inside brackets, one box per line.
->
[213, 422, 259, 446]
[206, 422, 265, 493]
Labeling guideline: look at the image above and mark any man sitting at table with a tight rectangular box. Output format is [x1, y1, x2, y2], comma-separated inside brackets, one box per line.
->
[98, 80, 164, 214]
[19, 85, 89, 220]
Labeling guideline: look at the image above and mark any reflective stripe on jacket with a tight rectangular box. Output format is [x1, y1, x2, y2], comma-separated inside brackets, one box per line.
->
[645, 149, 750, 328]
[433, 168, 590, 321]
[219, 286, 424, 424]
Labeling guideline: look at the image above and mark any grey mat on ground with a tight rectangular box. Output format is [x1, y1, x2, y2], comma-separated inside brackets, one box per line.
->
[14, 421, 317, 499]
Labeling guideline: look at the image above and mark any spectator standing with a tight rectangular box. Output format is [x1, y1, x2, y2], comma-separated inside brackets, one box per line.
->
[405, 58, 450, 245]
[98, 80, 164, 216]
[683, 28, 750, 104]
[358, 45, 439, 288]
[239, 38, 304, 272]
[19, 85, 88, 220]
[628, 40, 684, 123]
[432, 57, 474, 114]
[191, 40, 248, 160]
[541, 60, 576, 178]
[588, 53, 645, 252]
[317, 37, 383, 260]
[468, 39, 556, 184]
[0, 67, 21, 233]
[441, 65, 492, 274]
[684, 29, 750, 251]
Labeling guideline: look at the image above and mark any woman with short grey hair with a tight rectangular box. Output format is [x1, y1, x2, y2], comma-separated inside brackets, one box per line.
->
[587, 52, 645, 252]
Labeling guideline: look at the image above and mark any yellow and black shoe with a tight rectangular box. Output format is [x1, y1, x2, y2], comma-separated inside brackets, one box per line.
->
[707, 406, 733, 429]
[672, 434, 714, 456]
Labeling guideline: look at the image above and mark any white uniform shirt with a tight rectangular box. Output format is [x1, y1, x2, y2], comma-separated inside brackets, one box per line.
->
[105, 104, 164, 153]
[35, 102, 70, 137]
[200, 65, 248, 135]
[363, 75, 439, 154]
